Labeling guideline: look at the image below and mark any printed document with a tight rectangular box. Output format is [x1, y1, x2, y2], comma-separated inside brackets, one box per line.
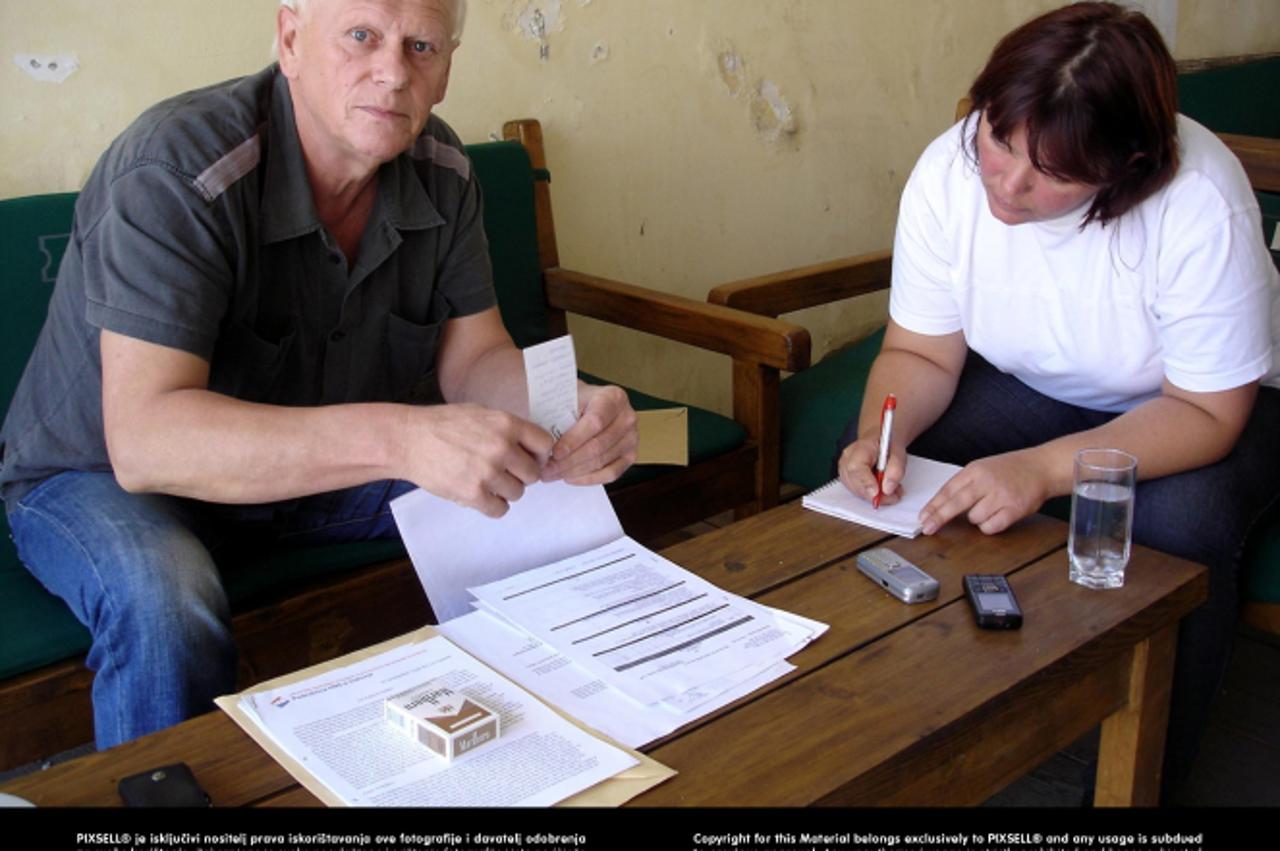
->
[467, 536, 800, 706]
[391, 480, 623, 622]
[439, 606, 827, 748]
[802, 454, 961, 537]
[232, 634, 637, 807]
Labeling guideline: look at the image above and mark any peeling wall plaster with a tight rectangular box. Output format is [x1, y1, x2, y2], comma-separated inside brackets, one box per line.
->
[712, 44, 799, 147]
[513, 0, 565, 61]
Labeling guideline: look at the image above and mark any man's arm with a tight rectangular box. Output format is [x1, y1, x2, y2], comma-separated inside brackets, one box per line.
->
[104, 306, 638, 515]
[101, 316, 553, 516]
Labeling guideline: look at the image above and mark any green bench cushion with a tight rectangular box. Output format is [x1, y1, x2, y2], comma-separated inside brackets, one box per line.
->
[1178, 57, 1280, 139]
[778, 327, 885, 490]
[467, 140, 552, 350]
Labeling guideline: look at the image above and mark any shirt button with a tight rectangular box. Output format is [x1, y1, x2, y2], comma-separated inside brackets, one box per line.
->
[330, 330, 346, 342]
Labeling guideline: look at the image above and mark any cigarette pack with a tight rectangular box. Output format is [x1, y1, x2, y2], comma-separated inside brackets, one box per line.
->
[384, 680, 500, 761]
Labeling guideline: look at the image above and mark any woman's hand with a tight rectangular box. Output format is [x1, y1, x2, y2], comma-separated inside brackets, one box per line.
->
[838, 436, 907, 506]
[918, 447, 1052, 535]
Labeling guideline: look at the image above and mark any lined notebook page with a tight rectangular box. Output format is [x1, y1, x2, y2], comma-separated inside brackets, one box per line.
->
[801, 455, 962, 538]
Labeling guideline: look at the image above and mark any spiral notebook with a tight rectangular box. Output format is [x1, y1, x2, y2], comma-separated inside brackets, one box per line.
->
[801, 455, 962, 538]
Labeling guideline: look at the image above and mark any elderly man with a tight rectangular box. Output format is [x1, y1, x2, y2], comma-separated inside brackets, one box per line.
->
[0, 0, 636, 749]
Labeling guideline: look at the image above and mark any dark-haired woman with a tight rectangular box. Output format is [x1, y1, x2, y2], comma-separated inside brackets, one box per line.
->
[835, 2, 1279, 800]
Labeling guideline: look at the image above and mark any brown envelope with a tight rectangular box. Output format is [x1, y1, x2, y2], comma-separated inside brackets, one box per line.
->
[635, 408, 688, 466]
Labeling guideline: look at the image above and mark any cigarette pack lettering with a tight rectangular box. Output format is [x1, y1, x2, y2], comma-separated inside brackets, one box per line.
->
[384, 680, 500, 761]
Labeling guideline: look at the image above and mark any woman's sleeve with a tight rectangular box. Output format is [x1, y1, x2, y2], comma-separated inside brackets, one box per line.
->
[889, 137, 965, 337]
[1155, 176, 1276, 393]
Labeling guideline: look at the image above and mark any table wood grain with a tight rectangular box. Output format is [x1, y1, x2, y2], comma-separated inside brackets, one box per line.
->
[1, 502, 1205, 808]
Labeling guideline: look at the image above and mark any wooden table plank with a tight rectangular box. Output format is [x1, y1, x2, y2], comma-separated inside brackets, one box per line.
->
[1, 712, 291, 807]
[659, 501, 889, 596]
[0, 504, 1205, 809]
[633, 544, 1206, 806]
[1094, 624, 1179, 806]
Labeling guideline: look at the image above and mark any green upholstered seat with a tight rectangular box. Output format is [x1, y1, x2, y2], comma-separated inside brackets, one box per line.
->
[0, 193, 92, 677]
[1178, 57, 1280, 139]
[776, 328, 884, 491]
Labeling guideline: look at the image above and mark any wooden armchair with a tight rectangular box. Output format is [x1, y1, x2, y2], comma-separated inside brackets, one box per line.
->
[491, 120, 810, 539]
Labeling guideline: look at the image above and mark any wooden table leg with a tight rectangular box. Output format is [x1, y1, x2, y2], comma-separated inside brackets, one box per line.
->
[1094, 624, 1178, 806]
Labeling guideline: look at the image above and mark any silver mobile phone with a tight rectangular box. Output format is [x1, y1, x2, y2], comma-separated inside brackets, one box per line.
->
[856, 547, 940, 603]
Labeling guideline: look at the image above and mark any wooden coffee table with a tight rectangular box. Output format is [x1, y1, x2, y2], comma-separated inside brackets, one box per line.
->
[1, 502, 1205, 808]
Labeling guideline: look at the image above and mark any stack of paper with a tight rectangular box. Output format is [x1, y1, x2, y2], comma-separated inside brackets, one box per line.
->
[218, 633, 651, 807]
[393, 481, 827, 749]
[802, 454, 961, 537]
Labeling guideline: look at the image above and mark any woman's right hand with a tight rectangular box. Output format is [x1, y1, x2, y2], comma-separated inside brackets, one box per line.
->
[837, 437, 907, 506]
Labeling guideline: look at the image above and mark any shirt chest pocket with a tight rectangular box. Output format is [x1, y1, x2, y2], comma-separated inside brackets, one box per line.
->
[209, 318, 300, 403]
[385, 290, 450, 404]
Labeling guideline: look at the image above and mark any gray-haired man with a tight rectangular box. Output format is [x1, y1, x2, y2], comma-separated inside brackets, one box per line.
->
[0, 0, 636, 749]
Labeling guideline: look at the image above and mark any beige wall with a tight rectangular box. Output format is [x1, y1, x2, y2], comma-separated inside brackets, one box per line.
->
[4, 1, 1278, 416]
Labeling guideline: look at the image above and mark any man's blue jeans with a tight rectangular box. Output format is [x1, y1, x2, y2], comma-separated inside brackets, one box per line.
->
[7, 472, 413, 750]
[836, 351, 1280, 800]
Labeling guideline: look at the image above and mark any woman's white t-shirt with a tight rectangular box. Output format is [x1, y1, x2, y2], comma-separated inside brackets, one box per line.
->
[889, 114, 1280, 412]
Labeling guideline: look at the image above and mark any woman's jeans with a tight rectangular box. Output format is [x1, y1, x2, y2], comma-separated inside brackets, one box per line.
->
[7, 473, 413, 750]
[836, 351, 1280, 800]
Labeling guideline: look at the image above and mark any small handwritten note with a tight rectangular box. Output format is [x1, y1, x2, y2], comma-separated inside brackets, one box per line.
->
[524, 335, 579, 440]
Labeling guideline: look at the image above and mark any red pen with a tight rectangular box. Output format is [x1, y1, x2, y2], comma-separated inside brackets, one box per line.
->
[872, 393, 897, 509]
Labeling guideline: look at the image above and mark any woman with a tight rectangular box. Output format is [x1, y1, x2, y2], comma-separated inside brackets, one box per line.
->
[836, 2, 1279, 800]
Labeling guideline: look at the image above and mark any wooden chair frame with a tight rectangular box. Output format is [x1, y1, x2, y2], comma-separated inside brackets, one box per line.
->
[503, 119, 810, 538]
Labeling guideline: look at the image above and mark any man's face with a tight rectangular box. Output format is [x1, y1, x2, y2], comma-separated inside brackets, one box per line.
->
[976, 114, 1097, 226]
[278, 0, 456, 176]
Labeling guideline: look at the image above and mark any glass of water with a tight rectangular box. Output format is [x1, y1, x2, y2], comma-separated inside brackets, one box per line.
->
[1068, 448, 1137, 589]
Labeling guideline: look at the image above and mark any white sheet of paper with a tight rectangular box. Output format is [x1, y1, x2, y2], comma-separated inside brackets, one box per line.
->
[467, 536, 797, 705]
[524, 335, 579, 440]
[802, 454, 962, 537]
[238, 634, 637, 807]
[391, 481, 624, 623]
[439, 608, 826, 748]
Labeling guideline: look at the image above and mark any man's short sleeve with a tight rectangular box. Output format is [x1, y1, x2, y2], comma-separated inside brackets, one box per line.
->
[427, 131, 498, 320]
[82, 164, 233, 360]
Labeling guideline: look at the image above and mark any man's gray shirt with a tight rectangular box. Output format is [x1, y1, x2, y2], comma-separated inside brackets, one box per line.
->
[0, 65, 497, 510]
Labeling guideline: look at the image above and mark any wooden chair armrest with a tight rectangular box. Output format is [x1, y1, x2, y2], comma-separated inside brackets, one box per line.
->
[707, 249, 893, 318]
[1219, 133, 1280, 194]
[544, 267, 811, 372]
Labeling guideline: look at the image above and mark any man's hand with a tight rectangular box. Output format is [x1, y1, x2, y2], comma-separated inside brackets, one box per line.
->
[837, 437, 907, 506]
[402, 404, 554, 518]
[918, 448, 1051, 535]
[541, 383, 638, 485]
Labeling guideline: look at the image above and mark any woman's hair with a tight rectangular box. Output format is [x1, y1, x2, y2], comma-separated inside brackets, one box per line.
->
[964, 1, 1179, 227]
